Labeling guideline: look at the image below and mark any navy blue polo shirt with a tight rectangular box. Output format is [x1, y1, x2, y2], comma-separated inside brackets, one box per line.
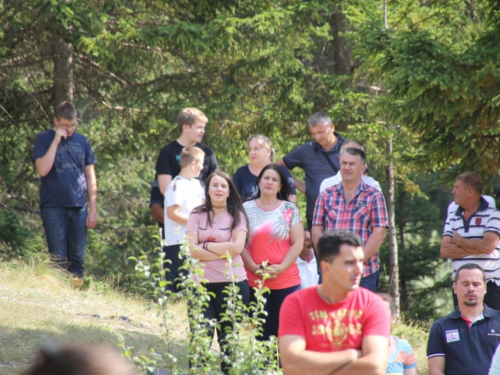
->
[427, 305, 500, 375]
[282, 132, 345, 220]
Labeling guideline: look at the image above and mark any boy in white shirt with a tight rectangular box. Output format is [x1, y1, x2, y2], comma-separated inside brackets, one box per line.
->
[163, 146, 205, 293]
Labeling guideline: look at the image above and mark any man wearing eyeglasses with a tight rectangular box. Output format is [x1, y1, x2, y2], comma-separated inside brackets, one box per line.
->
[33, 101, 97, 282]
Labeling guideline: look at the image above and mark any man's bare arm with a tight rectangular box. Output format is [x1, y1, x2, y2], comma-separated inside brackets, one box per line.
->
[440, 236, 471, 259]
[276, 158, 306, 193]
[428, 356, 445, 375]
[363, 227, 386, 262]
[451, 231, 499, 255]
[311, 225, 325, 251]
[85, 164, 98, 229]
[279, 335, 359, 375]
[332, 336, 389, 375]
[158, 174, 172, 196]
[292, 177, 306, 194]
[151, 203, 164, 224]
[35, 128, 67, 177]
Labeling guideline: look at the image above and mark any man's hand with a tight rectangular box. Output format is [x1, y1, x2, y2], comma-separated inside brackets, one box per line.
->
[450, 231, 464, 246]
[54, 127, 68, 144]
[87, 209, 98, 229]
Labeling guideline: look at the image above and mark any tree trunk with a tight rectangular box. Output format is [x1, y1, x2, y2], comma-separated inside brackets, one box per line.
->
[50, 35, 74, 108]
[386, 127, 400, 317]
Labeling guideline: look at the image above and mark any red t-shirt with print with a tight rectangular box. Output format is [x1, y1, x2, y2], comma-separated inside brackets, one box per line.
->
[278, 286, 390, 352]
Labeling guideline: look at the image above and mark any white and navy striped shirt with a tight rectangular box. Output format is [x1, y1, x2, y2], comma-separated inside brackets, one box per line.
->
[443, 198, 500, 284]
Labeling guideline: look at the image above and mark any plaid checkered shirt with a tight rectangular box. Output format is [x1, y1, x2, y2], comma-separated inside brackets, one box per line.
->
[313, 181, 388, 277]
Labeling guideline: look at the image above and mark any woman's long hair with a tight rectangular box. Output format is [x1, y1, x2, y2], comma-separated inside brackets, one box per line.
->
[192, 170, 249, 233]
[253, 163, 292, 201]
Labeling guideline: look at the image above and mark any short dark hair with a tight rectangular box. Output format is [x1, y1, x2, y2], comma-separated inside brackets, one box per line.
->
[340, 147, 367, 165]
[308, 112, 332, 127]
[454, 263, 486, 283]
[378, 293, 397, 316]
[456, 172, 482, 195]
[254, 163, 293, 201]
[317, 229, 362, 263]
[54, 101, 76, 121]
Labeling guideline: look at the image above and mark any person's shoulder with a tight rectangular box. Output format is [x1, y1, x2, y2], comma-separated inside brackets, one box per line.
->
[36, 129, 54, 137]
[234, 164, 250, 174]
[160, 140, 181, 153]
[195, 142, 215, 154]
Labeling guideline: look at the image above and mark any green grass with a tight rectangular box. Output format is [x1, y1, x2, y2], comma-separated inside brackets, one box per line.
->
[0, 258, 189, 374]
[0, 258, 432, 374]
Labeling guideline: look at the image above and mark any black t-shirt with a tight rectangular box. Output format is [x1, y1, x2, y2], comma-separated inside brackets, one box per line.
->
[155, 140, 218, 185]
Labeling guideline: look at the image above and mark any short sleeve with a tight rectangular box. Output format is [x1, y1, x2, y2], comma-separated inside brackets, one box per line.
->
[278, 292, 306, 338]
[186, 212, 200, 232]
[84, 138, 97, 165]
[400, 339, 417, 368]
[312, 192, 327, 227]
[443, 214, 454, 238]
[283, 144, 306, 170]
[233, 212, 248, 232]
[289, 202, 301, 226]
[370, 192, 388, 229]
[156, 146, 175, 176]
[427, 321, 445, 359]
[485, 209, 500, 237]
[233, 168, 244, 195]
[33, 133, 50, 161]
[362, 295, 390, 338]
[282, 167, 296, 194]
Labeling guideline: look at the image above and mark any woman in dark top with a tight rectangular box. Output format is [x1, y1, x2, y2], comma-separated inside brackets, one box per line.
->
[232, 134, 296, 202]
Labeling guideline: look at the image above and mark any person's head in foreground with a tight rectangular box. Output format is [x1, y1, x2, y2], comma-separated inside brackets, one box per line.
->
[317, 229, 364, 295]
[453, 262, 486, 309]
[24, 343, 138, 375]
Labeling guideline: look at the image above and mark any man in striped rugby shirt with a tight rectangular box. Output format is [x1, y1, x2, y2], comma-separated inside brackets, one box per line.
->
[440, 172, 500, 310]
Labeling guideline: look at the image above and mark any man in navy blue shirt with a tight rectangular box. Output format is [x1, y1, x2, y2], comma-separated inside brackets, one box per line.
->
[276, 112, 345, 231]
[33, 101, 97, 280]
[427, 263, 500, 375]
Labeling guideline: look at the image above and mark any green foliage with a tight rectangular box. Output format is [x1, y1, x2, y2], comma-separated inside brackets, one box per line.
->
[131, 240, 281, 374]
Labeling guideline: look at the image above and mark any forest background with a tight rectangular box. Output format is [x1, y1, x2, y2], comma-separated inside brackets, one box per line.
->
[2, 0, 500, 322]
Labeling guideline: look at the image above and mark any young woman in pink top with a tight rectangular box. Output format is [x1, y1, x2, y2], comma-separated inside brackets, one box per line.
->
[242, 163, 304, 340]
[186, 170, 249, 373]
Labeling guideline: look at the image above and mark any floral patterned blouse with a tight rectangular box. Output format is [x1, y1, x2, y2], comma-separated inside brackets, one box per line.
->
[243, 199, 302, 289]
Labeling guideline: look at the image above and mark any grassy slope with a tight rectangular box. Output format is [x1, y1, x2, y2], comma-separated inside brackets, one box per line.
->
[0, 259, 430, 374]
[0, 259, 190, 374]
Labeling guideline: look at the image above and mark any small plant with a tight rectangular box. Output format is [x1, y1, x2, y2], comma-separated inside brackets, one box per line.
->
[130, 237, 284, 374]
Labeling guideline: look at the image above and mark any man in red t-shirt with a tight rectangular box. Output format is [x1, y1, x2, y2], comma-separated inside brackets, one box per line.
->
[278, 229, 390, 375]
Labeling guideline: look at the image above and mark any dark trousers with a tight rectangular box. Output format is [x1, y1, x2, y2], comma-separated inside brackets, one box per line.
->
[452, 280, 500, 311]
[250, 284, 300, 341]
[360, 271, 380, 293]
[203, 280, 250, 374]
[163, 244, 187, 293]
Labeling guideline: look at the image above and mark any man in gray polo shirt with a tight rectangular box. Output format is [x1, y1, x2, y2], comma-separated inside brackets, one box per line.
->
[276, 112, 345, 230]
[440, 172, 500, 310]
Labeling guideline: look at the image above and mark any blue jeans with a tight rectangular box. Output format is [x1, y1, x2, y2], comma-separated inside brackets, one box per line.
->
[40, 207, 87, 278]
[360, 270, 379, 292]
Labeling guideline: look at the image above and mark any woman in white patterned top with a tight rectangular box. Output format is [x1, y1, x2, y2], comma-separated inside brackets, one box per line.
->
[241, 163, 304, 340]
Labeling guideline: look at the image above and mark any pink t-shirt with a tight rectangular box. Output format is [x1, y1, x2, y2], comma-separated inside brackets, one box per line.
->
[186, 211, 248, 283]
[278, 286, 390, 352]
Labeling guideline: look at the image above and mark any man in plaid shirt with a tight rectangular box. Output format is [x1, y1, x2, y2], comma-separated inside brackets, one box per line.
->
[312, 147, 388, 292]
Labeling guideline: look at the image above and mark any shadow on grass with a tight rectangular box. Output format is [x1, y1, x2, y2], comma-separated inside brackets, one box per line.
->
[0, 323, 189, 375]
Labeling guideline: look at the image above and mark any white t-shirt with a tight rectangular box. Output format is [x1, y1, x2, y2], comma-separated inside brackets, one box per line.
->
[163, 176, 204, 247]
[296, 255, 319, 289]
[319, 171, 381, 193]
